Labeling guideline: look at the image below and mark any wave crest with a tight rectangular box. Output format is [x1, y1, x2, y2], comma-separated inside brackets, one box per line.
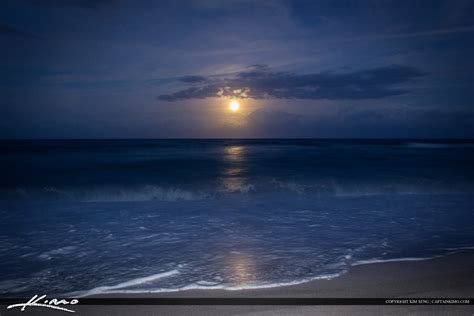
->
[81, 186, 208, 202]
[77, 269, 180, 297]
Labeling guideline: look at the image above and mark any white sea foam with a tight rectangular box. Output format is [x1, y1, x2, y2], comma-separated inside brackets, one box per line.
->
[38, 246, 77, 260]
[73, 272, 344, 297]
[1, 181, 469, 203]
[441, 246, 474, 251]
[43, 187, 75, 199]
[81, 186, 207, 202]
[60, 251, 474, 297]
[98, 254, 452, 295]
[218, 182, 255, 194]
[77, 269, 180, 297]
[271, 180, 306, 194]
[352, 256, 434, 266]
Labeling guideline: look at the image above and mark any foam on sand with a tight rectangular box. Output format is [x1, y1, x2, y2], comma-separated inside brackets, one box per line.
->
[77, 270, 180, 297]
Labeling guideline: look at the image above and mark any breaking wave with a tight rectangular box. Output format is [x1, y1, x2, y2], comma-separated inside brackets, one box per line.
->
[76, 270, 180, 297]
[2, 179, 472, 203]
[80, 186, 208, 202]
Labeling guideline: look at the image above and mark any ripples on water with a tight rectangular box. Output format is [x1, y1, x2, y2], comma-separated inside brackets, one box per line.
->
[0, 139, 473, 296]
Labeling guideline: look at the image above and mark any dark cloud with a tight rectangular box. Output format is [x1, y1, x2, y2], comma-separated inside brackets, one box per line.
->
[0, 24, 37, 39]
[24, 0, 115, 10]
[178, 75, 207, 83]
[159, 65, 425, 101]
[247, 64, 270, 71]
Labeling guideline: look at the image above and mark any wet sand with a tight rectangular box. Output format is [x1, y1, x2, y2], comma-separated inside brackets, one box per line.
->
[4, 252, 474, 315]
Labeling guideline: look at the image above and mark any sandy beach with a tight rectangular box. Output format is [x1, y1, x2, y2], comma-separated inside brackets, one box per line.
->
[5, 251, 473, 315]
[96, 251, 474, 299]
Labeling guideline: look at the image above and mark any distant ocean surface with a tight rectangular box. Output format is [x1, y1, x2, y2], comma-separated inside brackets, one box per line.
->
[1, 139, 474, 297]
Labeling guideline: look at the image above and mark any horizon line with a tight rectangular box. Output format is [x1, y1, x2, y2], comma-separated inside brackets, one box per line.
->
[1, 137, 474, 141]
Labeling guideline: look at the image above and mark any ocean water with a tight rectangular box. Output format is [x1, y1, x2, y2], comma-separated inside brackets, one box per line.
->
[0, 139, 473, 297]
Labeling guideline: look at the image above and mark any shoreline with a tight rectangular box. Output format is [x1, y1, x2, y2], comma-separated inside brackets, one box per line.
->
[90, 251, 474, 299]
[3, 251, 473, 315]
[78, 251, 474, 315]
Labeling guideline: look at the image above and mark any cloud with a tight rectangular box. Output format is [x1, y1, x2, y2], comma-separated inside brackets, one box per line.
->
[24, 0, 115, 10]
[158, 64, 425, 101]
[0, 24, 37, 39]
[338, 25, 474, 42]
[178, 75, 207, 83]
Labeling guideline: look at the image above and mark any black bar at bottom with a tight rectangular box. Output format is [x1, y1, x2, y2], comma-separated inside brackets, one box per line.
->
[0, 298, 472, 305]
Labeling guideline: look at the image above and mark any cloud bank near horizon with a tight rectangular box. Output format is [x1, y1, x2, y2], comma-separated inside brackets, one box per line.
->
[158, 64, 425, 102]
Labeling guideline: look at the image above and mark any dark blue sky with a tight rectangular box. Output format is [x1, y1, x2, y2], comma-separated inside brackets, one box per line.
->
[1, 0, 473, 138]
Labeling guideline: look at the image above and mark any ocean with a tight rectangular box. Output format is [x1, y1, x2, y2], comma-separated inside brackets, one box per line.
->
[1, 139, 473, 297]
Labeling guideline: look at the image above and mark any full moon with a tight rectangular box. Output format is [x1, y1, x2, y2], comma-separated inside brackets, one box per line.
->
[229, 100, 240, 112]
